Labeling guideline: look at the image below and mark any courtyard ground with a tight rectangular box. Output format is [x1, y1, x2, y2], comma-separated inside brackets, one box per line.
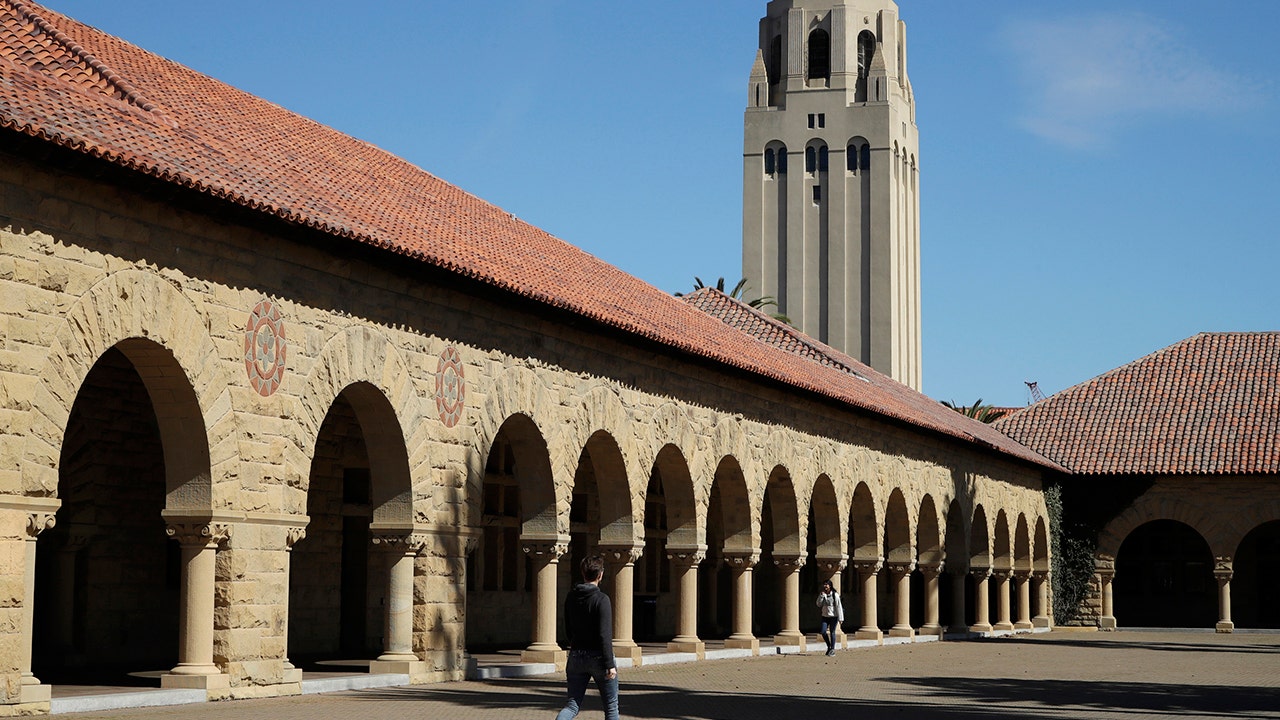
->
[61, 631, 1280, 719]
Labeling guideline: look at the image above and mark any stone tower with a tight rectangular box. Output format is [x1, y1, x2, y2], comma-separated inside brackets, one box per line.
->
[742, 0, 921, 390]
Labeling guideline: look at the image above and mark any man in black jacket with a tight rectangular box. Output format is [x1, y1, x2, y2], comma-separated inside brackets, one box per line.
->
[555, 554, 619, 720]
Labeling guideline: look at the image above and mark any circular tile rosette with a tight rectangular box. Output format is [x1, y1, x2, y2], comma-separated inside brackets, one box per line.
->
[435, 346, 466, 428]
[244, 299, 287, 397]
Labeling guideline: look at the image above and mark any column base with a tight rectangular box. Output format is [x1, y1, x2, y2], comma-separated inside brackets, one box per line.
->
[853, 628, 882, 642]
[18, 683, 50, 704]
[614, 641, 643, 665]
[1033, 616, 1052, 629]
[283, 666, 303, 684]
[888, 625, 915, 639]
[521, 647, 567, 665]
[993, 622, 1015, 631]
[724, 635, 760, 653]
[161, 672, 231, 690]
[919, 623, 943, 637]
[1014, 621, 1034, 630]
[666, 638, 705, 658]
[369, 659, 427, 676]
[1098, 616, 1117, 631]
[969, 622, 993, 633]
[1216, 620, 1235, 633]
[772, 631, 806, 650]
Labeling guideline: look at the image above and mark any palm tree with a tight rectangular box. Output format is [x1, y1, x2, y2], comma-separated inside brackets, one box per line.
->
[941, 398, 1007, 424]
[676, 277, 790, 324]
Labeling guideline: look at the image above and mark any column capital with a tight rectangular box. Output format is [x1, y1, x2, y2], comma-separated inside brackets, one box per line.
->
[919, 562, 944, 580]
[284, 526, 307, 550]
[1095, 566, 1116, 581]
[1013, 569, 1032, 582]
[723, 550, 761, 569]
[666, 546, 707, 567]
[772, 553, 806, 571]
[600, 543, 646, 566]
[522, 538, 569, 562]
[1095, 553, 1116, 573]
[25, 512, 56, 540]
[970, 566, 993, 580]
[166, 521, 232, 549]
[372, 532, 431, 556]
[852, 558, 883, 575]
[815, 556, 847, 575]
[991, 568, 1012, 581]
[1032, 569, 1051, 581]
[885, 560, 916, 578]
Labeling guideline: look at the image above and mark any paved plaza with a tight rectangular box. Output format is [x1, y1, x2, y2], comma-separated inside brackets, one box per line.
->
[58, 631, 1280, 719]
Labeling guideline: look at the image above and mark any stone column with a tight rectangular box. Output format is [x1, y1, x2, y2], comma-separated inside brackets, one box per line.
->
[970, 568, 993, 633]
[1032, 571, 1052, 628]
[772, 554, 806, 650]
[17, 512, 56, 704]
[949, 569, 968, 633]
[853, 559, 883, 642]
[521, 539, 569, 664]
[666, 548, 706, 657]
[887, 562, 915, 638]
[1097, 557, 1116, 631]
[369, 532, 429, 674]
[919, 562, 943, 637]
[602, 544, 645, 665]
[162, 521, 232, 690]
[1014, 571, 1034, 630]
[1215, 558, 1234, 633]
[816, 557, 848, 648]
[993, 570, 1014, 631]
[723, 551, 760, 653]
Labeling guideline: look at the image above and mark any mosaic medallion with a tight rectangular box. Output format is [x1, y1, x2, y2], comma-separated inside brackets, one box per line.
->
[244, 299, 287, 397]
[435, 346, 466, 428]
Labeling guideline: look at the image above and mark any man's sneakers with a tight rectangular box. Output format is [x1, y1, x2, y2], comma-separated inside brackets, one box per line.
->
[825, 648, 835, 657]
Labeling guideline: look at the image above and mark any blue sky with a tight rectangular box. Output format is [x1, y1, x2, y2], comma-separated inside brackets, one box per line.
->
[42, 1, 1280, 407]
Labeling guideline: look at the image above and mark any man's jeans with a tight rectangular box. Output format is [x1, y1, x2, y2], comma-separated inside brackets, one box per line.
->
[555, 650, 619, 720]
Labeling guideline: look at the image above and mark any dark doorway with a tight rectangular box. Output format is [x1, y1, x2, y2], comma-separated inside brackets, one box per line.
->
[1115, 520, 1215, 628]
[1233, 520, 1280, 629]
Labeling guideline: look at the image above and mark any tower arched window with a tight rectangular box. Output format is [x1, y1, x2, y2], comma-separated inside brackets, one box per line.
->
[818, 146, 829, 172]
[807, 29, 830, 81]
[777, 145, 788, 174]
[861, 145, 871, 172]
[764, 148, 776, 176]
[857, 31, 876, 79]
[768, 35, 783, 85]
[805, 146, 817, 174]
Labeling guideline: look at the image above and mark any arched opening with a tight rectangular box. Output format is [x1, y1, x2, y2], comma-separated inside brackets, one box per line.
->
[807, 29, 830, 83]
[636, 445, 697, 642]
[756, 466, 798, 637]
[805, 475, 842, 634]
[700, 456, 752, 639]
[845, 483, 879, 630]
[464, 414, 556, 650]
[968, 506, 991, 627]
[1114, 520, 1215, 628]
[883, 489, 911, 632]
[940, 499, 968, 629]
[289, 382, 413, 668]
[856, 30, 876, 101]
[768, 35, 783, 86]
[33, 341, 204, 685]
[565, 431, 633, 614]
[911, 496, 941, 629]
[1234, 520, 1280, 628]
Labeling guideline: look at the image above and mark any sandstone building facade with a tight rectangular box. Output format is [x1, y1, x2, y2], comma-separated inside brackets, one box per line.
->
[0, 0, 1054, 713]
[742, 0, 922, 390]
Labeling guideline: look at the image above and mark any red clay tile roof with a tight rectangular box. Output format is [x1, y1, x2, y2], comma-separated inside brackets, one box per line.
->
[0, 1, 1060, 471]
[995, 333, 1280, 476]
[684, 289, 1062, 468]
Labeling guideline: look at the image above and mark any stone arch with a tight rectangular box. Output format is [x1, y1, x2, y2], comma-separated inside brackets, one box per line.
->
[579, 429, 638, 546]
[810, 474, 842, 559]
[1097, 496, 1221, 559]
[765, 465, 801, 556]
[650, 444, 700, 548]
[711, 455, 756, 552]
[849, 482, 880, 561]
[26, 268, 228, 511]
[1014, 514, 1032, 572]
[492, 414, 559, 537]
[1220, 498, 1280, 559]
[563, 385, 643, 492]
[970, 505, 991, 570]
[917, 495, 942, 567]
[472, 366, 563, 530]
[993, 510, 1012, 572]
[1033, 516, 1050, 573]
[293, 325, 423, 522]
[884, 488, 912, 564]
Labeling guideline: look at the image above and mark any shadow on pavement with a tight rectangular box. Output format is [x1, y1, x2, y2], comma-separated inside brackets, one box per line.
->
[987, 635, 1280, 656]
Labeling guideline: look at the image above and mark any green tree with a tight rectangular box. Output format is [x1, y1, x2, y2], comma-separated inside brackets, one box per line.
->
[941, 398, 1007, 423]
